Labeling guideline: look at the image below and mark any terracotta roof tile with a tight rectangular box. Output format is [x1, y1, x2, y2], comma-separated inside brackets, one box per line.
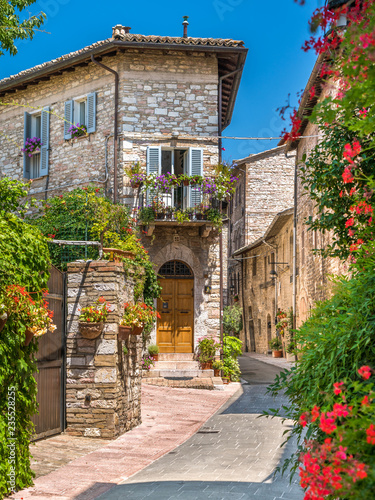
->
[0, 32, 244, 88]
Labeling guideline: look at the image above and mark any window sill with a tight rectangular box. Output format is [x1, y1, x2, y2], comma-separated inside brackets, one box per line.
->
[66, 133, 92, 142]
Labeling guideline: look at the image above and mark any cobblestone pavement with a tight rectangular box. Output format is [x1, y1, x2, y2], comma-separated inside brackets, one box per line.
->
[13, 383, 239, 500]
[98, 357, 304, 500]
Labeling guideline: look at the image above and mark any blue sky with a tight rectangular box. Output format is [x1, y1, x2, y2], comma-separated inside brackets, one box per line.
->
[1, 0, 322, 161]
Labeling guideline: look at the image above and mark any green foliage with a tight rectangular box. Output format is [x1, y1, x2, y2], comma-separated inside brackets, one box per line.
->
[29, 186, 161, 305]
[138, 207, 155, 225]
[0, 180, 50, 497]
[0, 0, 46, 57]
[266, 262, 375, 476]
[300, 125, 374, 259]
[205, 208, 223, 229]
[223, 304, 243, 336]
[197, 337, 220, 363]
[222, 335, 242, 381]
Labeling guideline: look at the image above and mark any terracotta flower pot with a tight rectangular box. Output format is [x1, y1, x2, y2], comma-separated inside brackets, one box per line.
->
[201, 362, 213, 370]
[152, 354, 159, 361]
[222, 377, 230, 384]
[272, 350, 283, 358]
[78, 322, 104, 339]
[132, 183, 140, 189]
[183, 180, 189, 186]
[24, 328, 34, 346]
[103, 248, 135, 263]
[131, 326, 144, 336]
[118, 325, 132, 341]
[214, 369, 220, 377]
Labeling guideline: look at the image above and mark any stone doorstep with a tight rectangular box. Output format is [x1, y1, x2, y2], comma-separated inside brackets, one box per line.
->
[153, 360, 200, 370]
[144, 368, 214, 379]
[158, 353, 195, 361]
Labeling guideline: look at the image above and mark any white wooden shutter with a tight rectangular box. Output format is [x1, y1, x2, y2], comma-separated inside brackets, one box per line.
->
[40, 107, 50, 176]
[188, 147, 203, 207]
[86, 92, 96, 133]
[64, 100, 73, 139]
[23, 112, 31, 179]
[146, 146, 161, 204]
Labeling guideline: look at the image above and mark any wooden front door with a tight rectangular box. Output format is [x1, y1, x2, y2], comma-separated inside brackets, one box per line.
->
[157, 279, 194, 353]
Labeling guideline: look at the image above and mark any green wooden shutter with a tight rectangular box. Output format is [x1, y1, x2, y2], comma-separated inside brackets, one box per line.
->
[23, 112, 31, 179]
[64, 100, 73, 139]
[188, 147, 203, 207]
[86, 92, 96, 133]
[40, 107, 50, 176]
[146, 146, 161, 204]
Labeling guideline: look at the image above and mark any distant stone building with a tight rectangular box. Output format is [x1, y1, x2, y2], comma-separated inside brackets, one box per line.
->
[232, 209, 294, 354]
[228, 145, 295, 304]
[0, 23, 247, 366]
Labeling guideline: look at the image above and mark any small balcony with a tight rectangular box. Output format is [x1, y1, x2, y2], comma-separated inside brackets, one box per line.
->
[134, 191, 228, 237]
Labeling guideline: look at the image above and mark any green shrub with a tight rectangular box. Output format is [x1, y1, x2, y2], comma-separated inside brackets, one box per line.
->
[0, 179, 50, 497]
[222, 335, 242, 381]
[223, 304, 243, 337]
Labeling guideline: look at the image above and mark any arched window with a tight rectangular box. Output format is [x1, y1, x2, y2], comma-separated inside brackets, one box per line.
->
[159, 260, 193, 279]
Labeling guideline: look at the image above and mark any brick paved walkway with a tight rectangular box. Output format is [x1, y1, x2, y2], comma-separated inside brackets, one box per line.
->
[99, 384, 304, 500]
[12, 383, 239, 500]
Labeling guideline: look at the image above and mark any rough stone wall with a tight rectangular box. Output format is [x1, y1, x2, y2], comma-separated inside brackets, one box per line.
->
[0, 50, 218, 203]
[239, 216, 294, 354]
[228, 147, 295, 307]
[142, 224, 223, 345]
[65, 260, 142, 439]
[295, 120, 346, 327]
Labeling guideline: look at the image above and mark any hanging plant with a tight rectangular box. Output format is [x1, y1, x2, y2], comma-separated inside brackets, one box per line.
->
[21, 137, 42, 157]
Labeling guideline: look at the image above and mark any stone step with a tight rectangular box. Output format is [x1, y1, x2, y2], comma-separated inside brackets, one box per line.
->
[158, 353, 195, 361]
[154, 361, 200, 370]
[145, 369, 214, 379]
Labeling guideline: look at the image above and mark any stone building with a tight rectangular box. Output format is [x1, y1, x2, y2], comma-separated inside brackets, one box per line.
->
[283, 56, 346, 327]
[232, 209, 294, 354]
[228, 145, 295, 303]
[0, 24, 247, 367]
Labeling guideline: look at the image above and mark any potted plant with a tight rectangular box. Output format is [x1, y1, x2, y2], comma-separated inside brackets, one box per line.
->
[78, 297, 110, 339]
[197, 337, 220, 370]
[3, 285, 56, 345]
[206, 208, 223, 229]
[165, 205, 174, 220]
[222, 365, 231, 384]
[138, 206, 155, 226]
[21, 137, 42, 156]
[212, 359, 224, 377]
[119, 302, 158, 339]
[185, 207, 194, 220]
[68, 123, 87, 139]
[175, 210, 190, 224]
[269, 337, 283, 358]
[233, 294, 239, 303]
[125, 161, 144, 188]
[179, 174, 191, 187]
[148, 344, 159, 361]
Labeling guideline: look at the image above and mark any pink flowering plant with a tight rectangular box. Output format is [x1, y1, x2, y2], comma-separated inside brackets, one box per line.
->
[141, 354, 155, 371]
[298, 366, 375, 499]
[21, 137, 42, 157]
[68, 123, 87, 139]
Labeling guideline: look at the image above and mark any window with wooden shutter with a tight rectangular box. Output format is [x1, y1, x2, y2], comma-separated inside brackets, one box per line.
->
[188, 147, 203, 208]
[40, 107, 50, 176]
[64, 100, 73, 139]
[146, 146, 161, 204]
[86, 92, 96, 133]
[23, 112, 31, 179]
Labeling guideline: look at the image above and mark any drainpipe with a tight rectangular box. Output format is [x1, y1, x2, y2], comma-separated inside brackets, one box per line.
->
[292, 154, 298, 357]
[218, 64, 244, 346]
[91, 55, 119, 203]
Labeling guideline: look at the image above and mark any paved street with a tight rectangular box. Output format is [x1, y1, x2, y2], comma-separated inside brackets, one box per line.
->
[99, 356, 303, 500]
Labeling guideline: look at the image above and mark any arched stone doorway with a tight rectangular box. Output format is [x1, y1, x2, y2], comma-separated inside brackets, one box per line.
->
[157, 260, 194, 353]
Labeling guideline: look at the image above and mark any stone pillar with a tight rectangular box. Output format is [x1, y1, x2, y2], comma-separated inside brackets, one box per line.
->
[65, 260, 142, 439]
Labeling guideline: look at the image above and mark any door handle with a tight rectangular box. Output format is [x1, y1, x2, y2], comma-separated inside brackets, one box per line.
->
[180, 311, 189, 314]
[161, 311, 170, 314]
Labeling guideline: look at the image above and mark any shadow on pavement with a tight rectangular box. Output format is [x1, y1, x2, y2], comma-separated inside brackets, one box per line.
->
[87, 479, 302, 500]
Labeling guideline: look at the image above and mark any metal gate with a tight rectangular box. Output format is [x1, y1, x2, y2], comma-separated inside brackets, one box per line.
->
[31, 265, 65, 440]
